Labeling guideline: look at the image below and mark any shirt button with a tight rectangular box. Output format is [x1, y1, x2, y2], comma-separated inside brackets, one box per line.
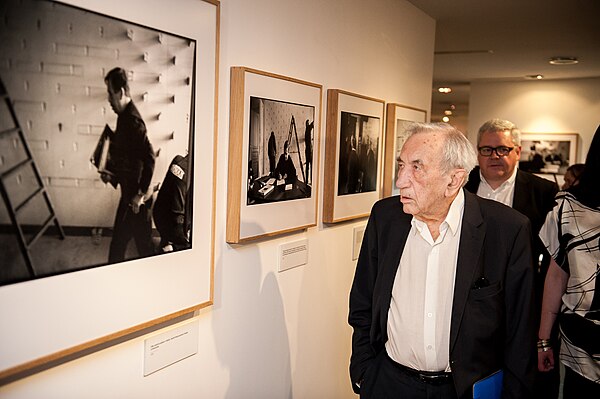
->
[427, 345, 432, 350]
[427, 312, 433, 318]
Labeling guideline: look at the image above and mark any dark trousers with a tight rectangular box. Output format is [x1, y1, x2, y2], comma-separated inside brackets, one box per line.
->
[563, 366, 600, 398]
[360, 351, 458, 399]
[108, 195, 154, 263]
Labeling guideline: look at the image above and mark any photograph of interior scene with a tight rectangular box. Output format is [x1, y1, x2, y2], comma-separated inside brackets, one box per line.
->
[246, 96, 314, 205]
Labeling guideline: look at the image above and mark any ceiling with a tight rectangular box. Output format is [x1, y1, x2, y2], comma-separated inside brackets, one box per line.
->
[407, 0, 600, 125]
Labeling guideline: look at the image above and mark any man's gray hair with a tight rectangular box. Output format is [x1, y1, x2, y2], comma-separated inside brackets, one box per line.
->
[477, 118, 521, 146]
[406, 122, 478, 181]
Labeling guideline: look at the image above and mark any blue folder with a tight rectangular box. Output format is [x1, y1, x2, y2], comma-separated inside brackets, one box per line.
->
[473, 369, 503, 399]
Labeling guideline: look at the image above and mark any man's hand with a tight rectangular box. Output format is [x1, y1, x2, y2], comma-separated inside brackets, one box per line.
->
[130, 193, 145, 214]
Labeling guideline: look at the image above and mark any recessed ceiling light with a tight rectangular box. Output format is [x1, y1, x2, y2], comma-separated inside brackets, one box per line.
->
[442, 116, 450, 123]
[549, 57, 579, 65]
[438, 87, 452, 93]
[526, 74, 544, 80]
[444, 110, 453, 116]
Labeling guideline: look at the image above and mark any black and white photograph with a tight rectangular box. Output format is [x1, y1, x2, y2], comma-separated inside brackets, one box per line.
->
[323, 89, 384, 224]
[382, 103, 427, 197]
[519, 133, 578, 175]
[0, 0, 196, 287]
[246, 96, 315, 205]
[337, 111, 380, 196]
[227, 67, 321, 243]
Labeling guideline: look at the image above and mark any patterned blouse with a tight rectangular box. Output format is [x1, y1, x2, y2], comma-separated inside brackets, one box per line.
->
[539, 191, 600, 383]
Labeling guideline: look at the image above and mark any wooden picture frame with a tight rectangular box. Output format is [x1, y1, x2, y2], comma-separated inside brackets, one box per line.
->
[323, 89, 385, 223]
[0, 0, 219, 381]
[519, 132, 579, 184]
[227, 67, 322, 243]
[382, 103, 427, 197]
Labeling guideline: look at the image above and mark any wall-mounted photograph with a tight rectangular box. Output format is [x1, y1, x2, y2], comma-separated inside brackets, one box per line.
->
[246, 96, 315, 206]
[323, 89, 384, 223]
[227, 67, 322, 243]
[0, 0, 197, 285]
[519, 133, 578, 185]
[337, 111, 379, 196]
[382, 103, 427, 197]
[0, 0, 218, 382]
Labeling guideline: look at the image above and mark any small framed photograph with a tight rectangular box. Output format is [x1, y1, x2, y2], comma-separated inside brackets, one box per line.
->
[382, 103, 427, 197]
[519, 133, 579, 177]
[227, 67, 322, 243]
[323, 89, 385, 223]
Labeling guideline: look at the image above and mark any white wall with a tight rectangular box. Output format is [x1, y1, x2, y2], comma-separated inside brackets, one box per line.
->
[468, 78, 600, 161]
[0, 1, 435, 398]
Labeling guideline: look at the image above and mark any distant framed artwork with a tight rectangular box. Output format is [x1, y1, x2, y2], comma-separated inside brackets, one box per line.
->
[227, 67, 322, 243]
[382, 103, 427, 197]
[519, 133, 579, 178]
[323, 89, 384, 223]
[0, 0, 219, 381]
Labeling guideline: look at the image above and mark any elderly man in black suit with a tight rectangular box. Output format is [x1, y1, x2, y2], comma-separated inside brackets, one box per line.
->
[465, 119, 559, 399]
[349, 122, 535, 398]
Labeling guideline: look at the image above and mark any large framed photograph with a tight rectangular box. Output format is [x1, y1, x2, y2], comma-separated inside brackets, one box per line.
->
[323, 89, 384, 223]
[519, 133, 579, 183]
[383, 103, 427, 197]
[227, 67, 322, 243]
[0, 0, 219, 380]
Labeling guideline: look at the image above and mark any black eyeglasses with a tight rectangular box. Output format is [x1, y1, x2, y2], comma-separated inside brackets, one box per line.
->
[478, 146, 514, 157]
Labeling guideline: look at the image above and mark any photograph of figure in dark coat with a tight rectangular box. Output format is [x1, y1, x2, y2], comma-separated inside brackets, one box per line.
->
[102, 67, 156, 263]
[268, 131, 277, 176]
[275, 140, 297, 184]
[338, 111, 379, 195]
[0, 0, 197, 287]
[153, 154, 191, 253]
[304, 119, 314, 185]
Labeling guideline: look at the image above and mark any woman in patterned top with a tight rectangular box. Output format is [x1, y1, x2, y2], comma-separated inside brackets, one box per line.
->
[538, 125, 600, 397]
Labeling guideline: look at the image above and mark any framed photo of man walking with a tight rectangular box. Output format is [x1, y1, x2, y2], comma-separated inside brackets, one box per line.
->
[323, 89, 384, 223]
[0, 0, 219, 382]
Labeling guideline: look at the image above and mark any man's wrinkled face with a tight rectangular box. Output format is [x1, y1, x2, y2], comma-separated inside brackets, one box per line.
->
[478, 130, 521, 185]
[396, 134, 449, 221]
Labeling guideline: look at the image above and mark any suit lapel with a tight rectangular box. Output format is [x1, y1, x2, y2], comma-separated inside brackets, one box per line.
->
[512, 170, 530, 214]
[450, 191, 485, 352]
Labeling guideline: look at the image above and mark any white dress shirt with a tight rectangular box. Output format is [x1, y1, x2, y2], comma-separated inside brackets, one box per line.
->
[385, 190, 465, 372]
[476, 167, 518, 207]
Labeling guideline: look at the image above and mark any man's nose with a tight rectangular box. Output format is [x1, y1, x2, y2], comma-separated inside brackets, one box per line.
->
[396, 169, 409, 189]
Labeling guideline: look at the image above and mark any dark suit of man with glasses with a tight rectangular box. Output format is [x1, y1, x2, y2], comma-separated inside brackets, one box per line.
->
[465, 118, 558, 399]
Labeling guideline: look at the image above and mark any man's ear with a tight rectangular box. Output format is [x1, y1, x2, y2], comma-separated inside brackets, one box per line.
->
[446, 169, 467, 195]
[118, 87, 126, 99]
[514, 145, 522, 158]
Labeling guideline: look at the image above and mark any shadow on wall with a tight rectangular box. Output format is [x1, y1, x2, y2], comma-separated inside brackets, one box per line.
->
[213, 239, 292, 398]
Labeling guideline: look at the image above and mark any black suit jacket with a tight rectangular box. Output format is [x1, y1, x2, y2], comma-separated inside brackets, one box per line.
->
[464, 168, 558, 238]
[465, 168, 558, 314]
[349, 191, 536, 398]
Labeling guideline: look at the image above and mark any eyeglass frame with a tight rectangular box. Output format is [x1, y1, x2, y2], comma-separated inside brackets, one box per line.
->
[477, 146, 515, 157]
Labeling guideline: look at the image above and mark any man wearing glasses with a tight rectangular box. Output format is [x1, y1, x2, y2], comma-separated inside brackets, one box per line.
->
[465, 118, 559, 399]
